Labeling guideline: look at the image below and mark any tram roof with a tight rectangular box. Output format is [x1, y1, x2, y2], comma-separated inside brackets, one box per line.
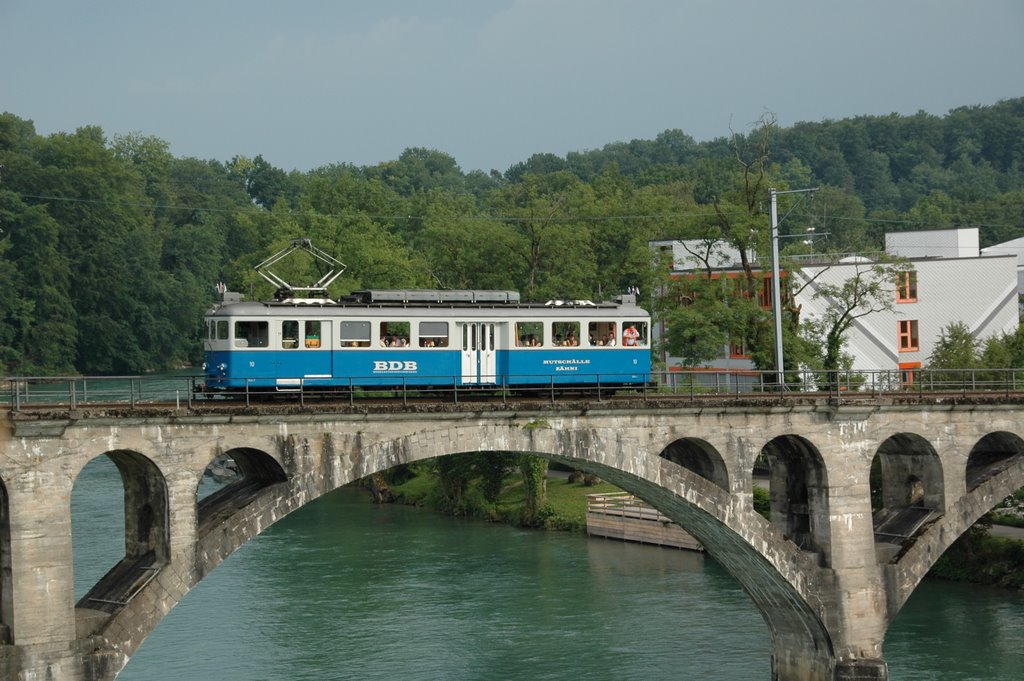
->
[206, 291, 645, 318]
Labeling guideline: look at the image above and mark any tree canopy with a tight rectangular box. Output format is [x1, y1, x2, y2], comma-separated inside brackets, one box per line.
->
[0, 98, 1022, 375]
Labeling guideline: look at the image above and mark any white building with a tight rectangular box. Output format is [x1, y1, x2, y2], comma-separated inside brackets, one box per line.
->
[655, 228, 1020, 379]
[980, 235, 1024, 299]
[653, 239, 752, 272]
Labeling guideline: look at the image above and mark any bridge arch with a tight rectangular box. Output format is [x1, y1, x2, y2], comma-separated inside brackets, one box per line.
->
[352, 425, 837, 680]
[72, 450, 170, 621]
[0, 476, 10, 644]
[658, 437, 729, 490]
[570, 455, 835, 681]
[887, 431, 1024, 613]
[760, 435, 831, 564]
[870, 433, 944, 562]
[966, 431, 1024, 491]
[196, 447, 289, 532]
[87, 421, 840, 680]
[194, 447, 289, 578]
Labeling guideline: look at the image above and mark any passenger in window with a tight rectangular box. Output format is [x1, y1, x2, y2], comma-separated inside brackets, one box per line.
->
[623, 325, 639, 346]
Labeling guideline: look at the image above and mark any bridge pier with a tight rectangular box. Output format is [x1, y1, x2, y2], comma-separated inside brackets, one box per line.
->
[834, 659, 888, 680]
[769, 637, 888, 681]
[1, 450, 85, 680]
[0, 644, 83, 681]
[769, 638, 835, 681]
[812, 479, 891, 679]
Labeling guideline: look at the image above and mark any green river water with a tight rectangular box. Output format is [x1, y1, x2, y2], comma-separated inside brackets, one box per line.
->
[72, 459, 1023, 681]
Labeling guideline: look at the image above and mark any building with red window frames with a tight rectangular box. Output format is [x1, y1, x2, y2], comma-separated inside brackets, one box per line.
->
[654, 228, 1019, 384]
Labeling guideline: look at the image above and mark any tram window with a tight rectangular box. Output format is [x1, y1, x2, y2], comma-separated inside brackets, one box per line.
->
[418, 321, 449, 348]
[380, 321, 411, 348]
[282, 320, 299, 349]
[515, 321, 544, 347]
[622, 320, 648, 347]
[305, 321, 321, 348]
[340, 321, 370, 348]
[234, 320, 268, 348]
[552, 321, 580, 347]
[588, 322, 617, 347]
[216, 320, 229, 340]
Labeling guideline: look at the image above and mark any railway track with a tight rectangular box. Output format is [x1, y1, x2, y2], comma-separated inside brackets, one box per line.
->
[8, 386, 1024, 420]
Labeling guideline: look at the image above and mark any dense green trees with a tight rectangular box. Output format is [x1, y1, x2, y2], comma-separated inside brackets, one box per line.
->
[927, 322, 1024, 384]
[0, 115, 253, 374]
[0, 98, 1022, 375]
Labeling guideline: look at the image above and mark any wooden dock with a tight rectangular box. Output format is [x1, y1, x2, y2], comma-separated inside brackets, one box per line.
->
[586, 492, 703, 551]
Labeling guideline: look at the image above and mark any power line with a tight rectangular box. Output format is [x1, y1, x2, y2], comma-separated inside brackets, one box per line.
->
[791, 209, 1017, 231]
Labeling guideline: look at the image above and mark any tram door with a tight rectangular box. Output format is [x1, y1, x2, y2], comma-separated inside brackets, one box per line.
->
[460, 322, 497, 385]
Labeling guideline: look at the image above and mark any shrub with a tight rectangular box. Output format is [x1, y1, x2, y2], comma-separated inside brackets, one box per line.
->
[753, 485, 771, 519]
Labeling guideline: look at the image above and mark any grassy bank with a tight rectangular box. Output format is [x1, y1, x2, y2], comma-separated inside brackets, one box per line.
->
[990, 487, 1024, 527]
[386, 464, 621, 533]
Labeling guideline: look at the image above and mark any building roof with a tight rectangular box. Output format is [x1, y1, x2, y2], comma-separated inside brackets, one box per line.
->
[885, 227, 979, 259]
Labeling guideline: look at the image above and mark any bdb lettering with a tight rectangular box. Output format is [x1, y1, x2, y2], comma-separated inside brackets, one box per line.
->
[372, 360, 418, 372]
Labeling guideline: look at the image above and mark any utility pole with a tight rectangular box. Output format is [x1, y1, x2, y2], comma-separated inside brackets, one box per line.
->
[769, 187, 817, 389]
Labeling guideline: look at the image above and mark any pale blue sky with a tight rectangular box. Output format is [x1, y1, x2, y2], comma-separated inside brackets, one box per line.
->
[2, 1, 1022, 173]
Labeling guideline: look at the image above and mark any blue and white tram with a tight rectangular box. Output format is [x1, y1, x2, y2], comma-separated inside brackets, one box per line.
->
[200, 289, 651, 393]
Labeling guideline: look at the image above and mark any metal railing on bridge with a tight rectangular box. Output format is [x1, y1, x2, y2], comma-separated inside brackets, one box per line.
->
[656, 366, 1024, 397]
[2, 374, 198, 411]
[3, 368, 1024, 411]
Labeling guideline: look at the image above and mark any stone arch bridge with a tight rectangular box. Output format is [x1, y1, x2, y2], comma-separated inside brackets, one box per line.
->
[0, 399, 1022, 680]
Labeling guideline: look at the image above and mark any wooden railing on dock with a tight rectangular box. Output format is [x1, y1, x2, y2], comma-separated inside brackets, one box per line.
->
[586, 492, 702, 551]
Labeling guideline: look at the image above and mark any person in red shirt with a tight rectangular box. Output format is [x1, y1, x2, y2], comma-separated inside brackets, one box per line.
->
[623, 324, 639, 346]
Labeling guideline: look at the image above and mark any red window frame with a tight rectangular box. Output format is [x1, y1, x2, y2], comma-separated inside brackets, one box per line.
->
[670, 271, 787, 311]
[897, 271, 918, 303]
[899, 361, 922, 387]
[898, 320, 919, 352]
[758, 277, 771, 308]
[729, 338, 751, 359]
